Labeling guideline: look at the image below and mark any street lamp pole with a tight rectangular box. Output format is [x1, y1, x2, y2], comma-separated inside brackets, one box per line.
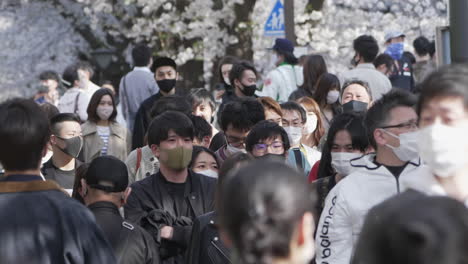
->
[449, 0, 468, 63]
[284, 0, 296, 45]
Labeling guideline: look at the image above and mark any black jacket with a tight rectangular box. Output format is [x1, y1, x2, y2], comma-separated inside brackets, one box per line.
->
[89, 201, 160, 264]
[125, 170, 217, 264]
[132, 92, 164, 150]
[186, 211, 231, 264]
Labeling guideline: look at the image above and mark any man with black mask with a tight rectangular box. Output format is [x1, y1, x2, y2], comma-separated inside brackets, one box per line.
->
[220, 61, 258, 109]
[133, 57, 179, 150]
[42, 113, 83, 195]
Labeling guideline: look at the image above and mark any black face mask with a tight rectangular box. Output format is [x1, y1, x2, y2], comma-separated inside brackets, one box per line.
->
[240, 83, 257, 97]
[157, 79, 176, 93]
[342, 100, 368, 113]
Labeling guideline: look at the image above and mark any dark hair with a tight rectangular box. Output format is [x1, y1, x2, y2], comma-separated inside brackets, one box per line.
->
[313, 73, 341, 109]
[219, 161, 316, 264]
[301, 55, 328, 96]
[229, 61, 258, 87]
[245, 120, 290, 153]
[149, 95, 192, 119]
[353, 35, 379, 62]
[0, 99, 50, 171]
[76, 61, 94, 78]
[187, 88, 216, 113]
[365, 89, 417, 149]
[219, 97, 265, 132]
[72, 163, 90, 204]
[86, 88, 117, 123]
[62, 64, 79, 89]
[39, 70, 60, 82]
[418, 65, 468, 115]
[403, 51, 416, 64]
[132, 43, 152, 67]
[317, 112, 369, 179]
[39, 103, 59, 122]
[190, 115, 212, 143]
[147, 111, 194, 146]
[373, 53, 394, 70]
[413, 36, 431, 57]
[151, 57, 177, 72]
[275, 49, 298, 65]
[341, 79, 373, 101]
[280, 101, 306, 124]
[50, 113, 82, 135]
[428, 41, 436, 58]
[352, 192, 468, 264]
[189, 146, 219, 169]
[218, 56, 239, 84]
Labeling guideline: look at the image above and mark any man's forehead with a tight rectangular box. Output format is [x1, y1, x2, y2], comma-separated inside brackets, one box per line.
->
[156, 66, 176, 74]
[423, 96, 466, 113]
[388, 106, 417, 122]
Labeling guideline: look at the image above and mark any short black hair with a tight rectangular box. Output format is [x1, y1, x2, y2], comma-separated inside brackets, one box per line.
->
[132, 43, 152, 67]
[149, 95, 192, 119]
[87, 88, 117, 123]
[413, 36, 431, 57]
[245, 120, 290, 153]
[365, 89, 417, 149]
[151, 57, 177, 72]
[62, 64, 79, 89]
[147, 111, 194, 146]
[0, 99, 50, 171]
[39, 70, 60, 82]
[218, 56, 240, 84]
[373, 53, 394, 70]
[275, 49, 298, 65]
[76, 61, 94, 77]
[353, 35, 379, 62]
[280, 101, 307, 124]
[219, 97, 265, 132]
[187, 88, 216, 113]
[418, 65, 468, 115]
[190, 115, 212, 142]
[229, 61, 257, 86]
[50, 113, 81, 136]
[39, 103, 59, 122]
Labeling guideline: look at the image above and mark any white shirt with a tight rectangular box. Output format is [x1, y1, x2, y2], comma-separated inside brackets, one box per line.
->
[57, 87, 90, 122]
[339, 63, 392, 101]
[257, 64, 303, 102]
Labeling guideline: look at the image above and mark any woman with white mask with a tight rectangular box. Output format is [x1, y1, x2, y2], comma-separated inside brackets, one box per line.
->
[189, 146, 219, 178]
[310, 113, 370, 219]
[296, 96, 325, 149]
[313, 73, 342, 131]
[81, 88, 131, 162]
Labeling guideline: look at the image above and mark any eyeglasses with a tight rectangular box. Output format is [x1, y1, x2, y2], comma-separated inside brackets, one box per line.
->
[253, 142, 284, 153]
[380, 121, 418, 130]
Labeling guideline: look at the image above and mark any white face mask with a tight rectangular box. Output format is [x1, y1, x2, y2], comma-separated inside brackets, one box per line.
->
[331, 152, 362, 176]
[418, 123, 468, 178]
[223, 77, 231, 86]
[327, 90, 340, 104]
[226, 142, 246, 155]
[284, 126, 303, 146]
[96, 106, 114, 121]
[382, 129, 419, 162]
[305, 114, 318, 134]
[197, 169, 218, 178]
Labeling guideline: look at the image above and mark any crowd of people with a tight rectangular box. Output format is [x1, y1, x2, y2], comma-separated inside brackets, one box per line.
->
[1, 29, 468, 264]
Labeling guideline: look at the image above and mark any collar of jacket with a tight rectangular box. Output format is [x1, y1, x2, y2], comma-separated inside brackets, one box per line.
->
[0, 179, 65, 194]
[88, 201, 121, 215]
[81, 121, 127, 139]
[350, 153, 422, 171]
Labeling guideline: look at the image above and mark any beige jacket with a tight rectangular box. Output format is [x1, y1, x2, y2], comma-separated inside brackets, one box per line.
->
[81, 121, 131, 163]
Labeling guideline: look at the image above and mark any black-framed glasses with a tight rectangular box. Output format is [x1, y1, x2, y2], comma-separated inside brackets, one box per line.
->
[380, 121, 418, 130]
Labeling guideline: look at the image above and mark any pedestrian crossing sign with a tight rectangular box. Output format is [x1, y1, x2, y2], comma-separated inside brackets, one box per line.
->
[264, 0, 285, 36]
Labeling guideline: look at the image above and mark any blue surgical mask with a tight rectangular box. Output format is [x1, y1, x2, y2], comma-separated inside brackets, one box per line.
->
[385, 42, 404, 60]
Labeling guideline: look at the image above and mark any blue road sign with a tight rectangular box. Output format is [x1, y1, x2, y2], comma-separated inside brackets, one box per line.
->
[264, 0, 285, 36]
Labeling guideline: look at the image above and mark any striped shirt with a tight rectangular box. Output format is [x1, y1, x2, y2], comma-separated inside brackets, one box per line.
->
[96, 126, 110, 156]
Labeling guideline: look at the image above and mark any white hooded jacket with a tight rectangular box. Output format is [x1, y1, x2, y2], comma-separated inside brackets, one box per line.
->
[257, 64, 303, 103]
[315, 154, 430, 264]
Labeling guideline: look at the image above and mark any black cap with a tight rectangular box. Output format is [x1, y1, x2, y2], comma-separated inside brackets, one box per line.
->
[85, 156, 128, 192]
[152, 57, 177, 72]
[270, 38, 294, 53]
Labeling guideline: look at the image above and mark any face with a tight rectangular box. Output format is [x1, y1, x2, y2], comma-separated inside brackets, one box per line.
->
[265, 109, 282, 126]
[192, 151, 219, 173]
[419, 96, 468, 128]
[221, 64, 233, 81]
[99, 95, 113, 108]
[155, 66, 177, 81]
[225, 124, 249, 149]
[251, 136, 285, 157]
[53, 121, 82, 148]
[375, 106, 418, 148]
[235, 69, 256, 88]
[282, 109, 304, 128]
[331, 130, 362, 153]
[40, 79, 58, 91]
[152, 130, 193, 158]
[193, 101, 214, 123]
[341, 84, 372, 105]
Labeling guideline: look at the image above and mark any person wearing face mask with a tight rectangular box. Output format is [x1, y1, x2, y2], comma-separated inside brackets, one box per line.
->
[339, 35, 392, 101]
[296, 96, 325, 149]
[125, 111, 217, 264]
[257, 38, 304, 103]
[245, 120, 291, 161]
[214, 98, 265, 166]
[313, 73, 342, 131]
[315, 89, 430, 264]
[41, 113, 84, 194]
[400, 65, 468, 205]
[281, 102, 321, 176]
[309, 113, 369, 220]
[384, 31, 415, 92]
[81, 88, 131, 163]
[132, 57, 180, 150]
[189, 146, 219, 178]
[340, 79, 373, 113]
[219, 61, 259, 111]
[217, 56, 240, 105]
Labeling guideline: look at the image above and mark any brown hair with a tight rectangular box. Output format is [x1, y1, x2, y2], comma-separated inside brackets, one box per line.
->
[258, 97, 283, 118]
[296, 96, 325, 146]
[86, 88, 117, 123]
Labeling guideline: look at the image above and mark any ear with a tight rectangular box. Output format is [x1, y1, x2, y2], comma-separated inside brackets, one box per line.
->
[150, 144, 161, 158]
[202, 136, 211, 148]
[50, 135, 57, 145]
[373, 128, 387, 146]
[123, 187, 132, 205]
[80, 179, 88, 198]
[234, 79, 241, 89]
